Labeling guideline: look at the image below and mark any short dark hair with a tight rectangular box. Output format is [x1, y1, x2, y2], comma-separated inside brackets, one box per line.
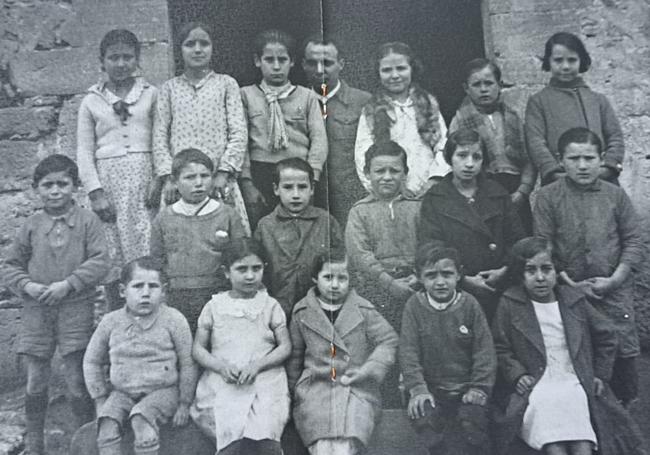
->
[506, 237, 555, 285]
[120, 256, 167, 285]
[171, 148, 214, 180]
[301, 34, 343, 59]
[463, 58, 501, 84]
[542, 32, 591, 73]
[415, 241, 463, 277]
[557, 127, 603, 157]
[32, 154, 80, 188]
[177, 21, 213, 50]
[311, 246, 347, 279]
[363, 140, 409, 174]
[443, 128, 489, 167]
[99, 29, 140, 61]
[254, 29, 296, 61]
[273, 157, 314, 186]
[222, 237, 268, 269]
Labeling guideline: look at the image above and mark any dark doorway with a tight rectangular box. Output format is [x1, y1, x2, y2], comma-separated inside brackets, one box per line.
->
[167, 0, 484, 121]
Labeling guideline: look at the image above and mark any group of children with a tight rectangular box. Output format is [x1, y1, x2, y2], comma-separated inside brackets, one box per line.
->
[1, 21, 647, 455]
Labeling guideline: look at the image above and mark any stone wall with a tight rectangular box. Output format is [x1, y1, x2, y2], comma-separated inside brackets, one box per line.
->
[484, 0, 650, 344]
[0, 0, 172, 386]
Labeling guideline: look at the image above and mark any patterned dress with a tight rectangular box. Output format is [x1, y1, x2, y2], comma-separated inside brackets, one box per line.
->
[190, 290, 290, 451]
[153, 71, 250, 234]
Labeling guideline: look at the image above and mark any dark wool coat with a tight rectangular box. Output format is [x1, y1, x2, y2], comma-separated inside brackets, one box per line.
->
[492, 285, 645, 455]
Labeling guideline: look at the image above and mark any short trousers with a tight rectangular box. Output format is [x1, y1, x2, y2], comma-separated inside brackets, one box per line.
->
[98, 386, 179, 433]
[17, 297, 95, 358]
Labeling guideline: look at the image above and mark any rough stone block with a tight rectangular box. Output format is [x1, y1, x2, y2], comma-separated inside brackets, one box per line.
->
[0, 309, 22, 388]
[56, 95, 84, 158]
[0, 141, 41, 191]
[0, 106, 57, 139]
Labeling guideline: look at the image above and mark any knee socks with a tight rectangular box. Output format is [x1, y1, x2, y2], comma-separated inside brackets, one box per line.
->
[24, 391, 48, 455]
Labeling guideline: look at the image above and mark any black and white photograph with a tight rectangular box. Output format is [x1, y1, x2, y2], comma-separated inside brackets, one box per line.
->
[0, 1, 650, 454]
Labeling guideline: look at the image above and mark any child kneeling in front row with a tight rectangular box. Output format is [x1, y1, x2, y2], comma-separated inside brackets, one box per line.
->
[83, 257, 196, 455]
[2, 155, 109, 455]
[399, 243, 496, 455]
[287, 248, 398, 455]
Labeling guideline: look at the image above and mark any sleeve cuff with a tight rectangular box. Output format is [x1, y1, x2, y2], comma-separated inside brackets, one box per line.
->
[409, 384, 430, 397]
[66, 275, 84, 293]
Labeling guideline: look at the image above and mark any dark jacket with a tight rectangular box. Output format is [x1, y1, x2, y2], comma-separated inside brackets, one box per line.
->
[491, 284, 639, 454]
[417, 173, 524, 277]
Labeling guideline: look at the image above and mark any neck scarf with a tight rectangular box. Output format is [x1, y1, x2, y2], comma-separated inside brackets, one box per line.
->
[260, 80, 295, 152]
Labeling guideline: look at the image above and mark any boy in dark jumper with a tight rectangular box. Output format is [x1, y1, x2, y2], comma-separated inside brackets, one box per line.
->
[254, 157, 342, 317]
[399, 243, 496, 455]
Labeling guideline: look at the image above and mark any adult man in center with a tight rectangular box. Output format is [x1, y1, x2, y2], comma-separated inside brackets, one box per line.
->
[302, 37, 372, 226]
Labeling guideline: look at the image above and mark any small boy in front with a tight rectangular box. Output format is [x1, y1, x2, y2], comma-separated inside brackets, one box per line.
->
[150, 148, 245, 331]
[83, 256, 195, 455]
[534, 126, 645, 407]
[2, 154, 109, 454]
[254, 157, 342, 317]
[399, 243, 496, 455]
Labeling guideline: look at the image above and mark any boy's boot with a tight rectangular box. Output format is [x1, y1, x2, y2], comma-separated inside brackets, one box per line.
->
[134, 440, 159, 455]
[98, 440, 123, 455]
[69, 392, 95, 429]
[23, 392, 48, 455]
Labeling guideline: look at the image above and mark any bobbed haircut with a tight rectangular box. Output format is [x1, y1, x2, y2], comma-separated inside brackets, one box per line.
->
[272, 157, 314, 186]
[311, 246, 348, 279]
[463, 58, 501, 84]
[32, 154, 80, 188]
[254, 29, 296, 61]
[557, 127, 603, 157]
[363, 140, 409, 175]
[120, 256, 167, 285]
[376, 41, 423, 81]
[171, 148, 214, 180]
[506, 236, 555, 285]
[415, 241, 463, 277]
[443, 128, 489, 167]
[222, 237, 268, 269]
[99, 29, 140, 60]
[542, 32, 591, 73]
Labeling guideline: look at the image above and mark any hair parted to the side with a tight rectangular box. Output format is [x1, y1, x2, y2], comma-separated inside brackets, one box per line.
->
[363, 140, 409, 174]
[506, 236, 555, 285]
[254, 29, 296, 61]
[272, 157, 314, 186]
[311, 246, 348, 279]
[171, 148, 215, 180]
[120, 256, 167, 285]
[542, 32, 591, 73]
[99, 29, 141, 61]
[301, 33, 343, 59]
[222, 237, 268, 270]
[443, 128, 489, 167]
[557, 127, 603, 157]
[462, 58, 501, 85]
[415, 241, 463, 278]
[32, 154, 80, 188]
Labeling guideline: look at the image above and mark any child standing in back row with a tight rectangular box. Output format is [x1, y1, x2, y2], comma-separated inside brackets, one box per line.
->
[240, 29, 328, 226]
[2, 155, 109, 455]
[150, 149, 245, 331]
[534, 127, 644, 407]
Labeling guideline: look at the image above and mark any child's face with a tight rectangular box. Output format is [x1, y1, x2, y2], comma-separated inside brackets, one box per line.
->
[174, 162, 213, 204]
[226, 254, 264, 299]
[103, 43, 138, 83]
[549, 44, 580, 82]
[379, 52, 412, 98]
[255, 42, 294, 87]
[181, 27, 213, 71]
[273, 168, 313, 214]
[313, 260, 350, 305]
[522, 251, 557, 303]
[464, 66, 500, 110]
[420, 258, 461, 303]
[365, 155, 406, 199]
[35, 171, 75, 215]
[451, 143, 483, 183]
[562, 142, 602, 188]
[121, 267, 164, 317]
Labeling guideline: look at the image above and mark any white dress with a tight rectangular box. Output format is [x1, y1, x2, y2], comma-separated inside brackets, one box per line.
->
[190, 291, 290, 451]
[520, 301, 597, 450]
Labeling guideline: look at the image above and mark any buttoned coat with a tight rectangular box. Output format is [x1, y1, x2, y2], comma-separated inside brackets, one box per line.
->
[491, 285, 637, 455]
[286, 288, 398, 447]
[417, 174, 525, 277]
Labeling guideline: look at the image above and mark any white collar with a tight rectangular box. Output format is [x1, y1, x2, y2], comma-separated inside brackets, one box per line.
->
[426, 291, 459, 311]
[317, 297, 343, 312]
[316, 80, 341, 104]
[172, 197, 220, 216]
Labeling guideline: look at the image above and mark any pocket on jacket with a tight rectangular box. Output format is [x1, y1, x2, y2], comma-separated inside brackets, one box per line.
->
[330, 114, 359, 139]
